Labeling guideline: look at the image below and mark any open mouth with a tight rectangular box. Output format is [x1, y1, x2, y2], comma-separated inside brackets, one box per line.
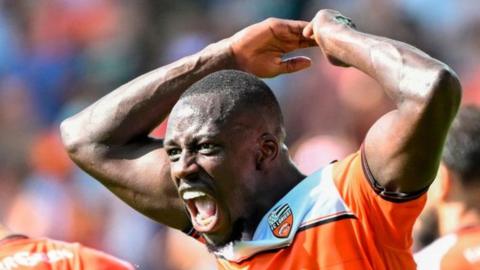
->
[182, 190, 220, 233]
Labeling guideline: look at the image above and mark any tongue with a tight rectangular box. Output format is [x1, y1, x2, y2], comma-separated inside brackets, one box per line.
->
[194, 196, 216, 218]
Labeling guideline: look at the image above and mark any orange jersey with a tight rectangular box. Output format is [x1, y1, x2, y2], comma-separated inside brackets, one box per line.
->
[190, 150, 426, 269]
[0, 236, 133, 270]
[415, 226, 480, 270]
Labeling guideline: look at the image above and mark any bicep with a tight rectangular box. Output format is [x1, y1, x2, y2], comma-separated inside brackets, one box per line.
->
[70, 138, 190, 230]
[364, 99, 453, 193]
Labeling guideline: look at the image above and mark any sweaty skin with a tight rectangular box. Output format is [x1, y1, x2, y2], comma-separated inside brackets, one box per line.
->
[61, 18, 316, 235]
[304, 10, 461, 192]
[61, 9, 461, 248]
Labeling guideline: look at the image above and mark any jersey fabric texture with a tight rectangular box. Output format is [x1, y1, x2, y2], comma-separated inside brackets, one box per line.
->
[415, 226, 480, 270]
[0, 236, 133, 270]
[189, 150, 427, 269]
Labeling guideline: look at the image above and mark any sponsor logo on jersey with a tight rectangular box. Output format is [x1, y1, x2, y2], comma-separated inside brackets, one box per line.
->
[268, 204, 293, 238]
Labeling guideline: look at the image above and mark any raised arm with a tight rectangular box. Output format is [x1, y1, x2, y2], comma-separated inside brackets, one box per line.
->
[60, 18, 316, 230]
[304, 10, 461, 193]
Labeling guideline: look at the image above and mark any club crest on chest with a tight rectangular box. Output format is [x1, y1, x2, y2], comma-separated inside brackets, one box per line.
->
[268, 204, 293, 238]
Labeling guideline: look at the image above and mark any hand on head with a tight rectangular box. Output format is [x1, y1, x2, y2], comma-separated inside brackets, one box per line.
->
[303, 9, 356, 67]
[228, 9, 356, 78]
[228, 18, 317, 78]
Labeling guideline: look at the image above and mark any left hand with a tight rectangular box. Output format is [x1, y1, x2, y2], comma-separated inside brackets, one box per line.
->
[303, 9, 356, 67]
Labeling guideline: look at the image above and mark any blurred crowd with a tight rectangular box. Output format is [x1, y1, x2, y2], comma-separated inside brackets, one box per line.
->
[0, 0, 479, 269]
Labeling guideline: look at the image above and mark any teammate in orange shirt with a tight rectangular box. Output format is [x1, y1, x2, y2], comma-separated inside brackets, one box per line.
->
[0, 224, 133, 270]
[414, 106, 480, 270]
[60, 9, 461, 269]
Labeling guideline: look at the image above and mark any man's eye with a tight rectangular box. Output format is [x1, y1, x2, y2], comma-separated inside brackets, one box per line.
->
[166, 149, 181, 159]
[197, 143, 216, 153]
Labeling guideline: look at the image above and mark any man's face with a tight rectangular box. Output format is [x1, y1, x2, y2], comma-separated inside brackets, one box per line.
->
[164, 95, 261, 246]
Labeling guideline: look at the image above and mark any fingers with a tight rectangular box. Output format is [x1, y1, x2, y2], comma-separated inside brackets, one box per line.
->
[302, 23, 314, 39]
[267, 18, 317, 45]
[281, 19, 317, 49]
[279, 56, 312, 74]
[279, 19, 310, 33]
[301, 23, 317, 48]
[300, 37, 318, 48]
[327, 55, 350, 67]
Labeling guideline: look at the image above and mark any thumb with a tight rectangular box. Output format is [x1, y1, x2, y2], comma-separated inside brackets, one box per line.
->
[280, 56, 312, 74]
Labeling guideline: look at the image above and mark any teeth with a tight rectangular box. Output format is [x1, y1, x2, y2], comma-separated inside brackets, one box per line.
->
[196, 215, 215, 226]
[182, 191, 206, 200]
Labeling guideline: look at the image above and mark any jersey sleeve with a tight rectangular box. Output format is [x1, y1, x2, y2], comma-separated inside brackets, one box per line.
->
[332, 149, 427, 249]
[74, 244, 134, 270]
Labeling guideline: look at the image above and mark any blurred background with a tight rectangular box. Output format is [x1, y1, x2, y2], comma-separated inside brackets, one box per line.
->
[0, 0, 479, 269]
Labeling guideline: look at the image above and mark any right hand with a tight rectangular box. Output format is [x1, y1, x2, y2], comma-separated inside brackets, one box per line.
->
[229, 18, 317, 78]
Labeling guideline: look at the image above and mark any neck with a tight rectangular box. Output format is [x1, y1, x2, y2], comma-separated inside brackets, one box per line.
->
[243, 152, 305, 239]
[204, 150, 305, 250]
[272, 155, 306, 197]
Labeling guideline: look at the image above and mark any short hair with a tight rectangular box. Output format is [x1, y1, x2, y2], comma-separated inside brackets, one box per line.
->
[442, 105, 480, 185]
[180, 70, 285, 140]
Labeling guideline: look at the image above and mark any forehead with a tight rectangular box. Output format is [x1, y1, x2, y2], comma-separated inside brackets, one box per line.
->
[172, 93, 225, 117]
[165, 94, 240, 141]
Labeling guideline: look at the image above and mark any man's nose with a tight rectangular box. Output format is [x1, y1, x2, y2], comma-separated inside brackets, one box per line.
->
[172, 151, 199, 180]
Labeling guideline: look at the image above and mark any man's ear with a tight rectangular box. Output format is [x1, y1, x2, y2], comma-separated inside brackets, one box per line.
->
[255, 133, 279, 170]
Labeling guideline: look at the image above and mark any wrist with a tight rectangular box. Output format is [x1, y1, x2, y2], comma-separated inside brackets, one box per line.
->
[320, 25, 359, 67]
[198, 38, 238, 72]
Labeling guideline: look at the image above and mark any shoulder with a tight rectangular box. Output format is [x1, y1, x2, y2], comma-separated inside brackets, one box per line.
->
[333, 149, 427, 204]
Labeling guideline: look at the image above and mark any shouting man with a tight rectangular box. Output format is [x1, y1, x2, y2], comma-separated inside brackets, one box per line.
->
[61, 9, 461, 269]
